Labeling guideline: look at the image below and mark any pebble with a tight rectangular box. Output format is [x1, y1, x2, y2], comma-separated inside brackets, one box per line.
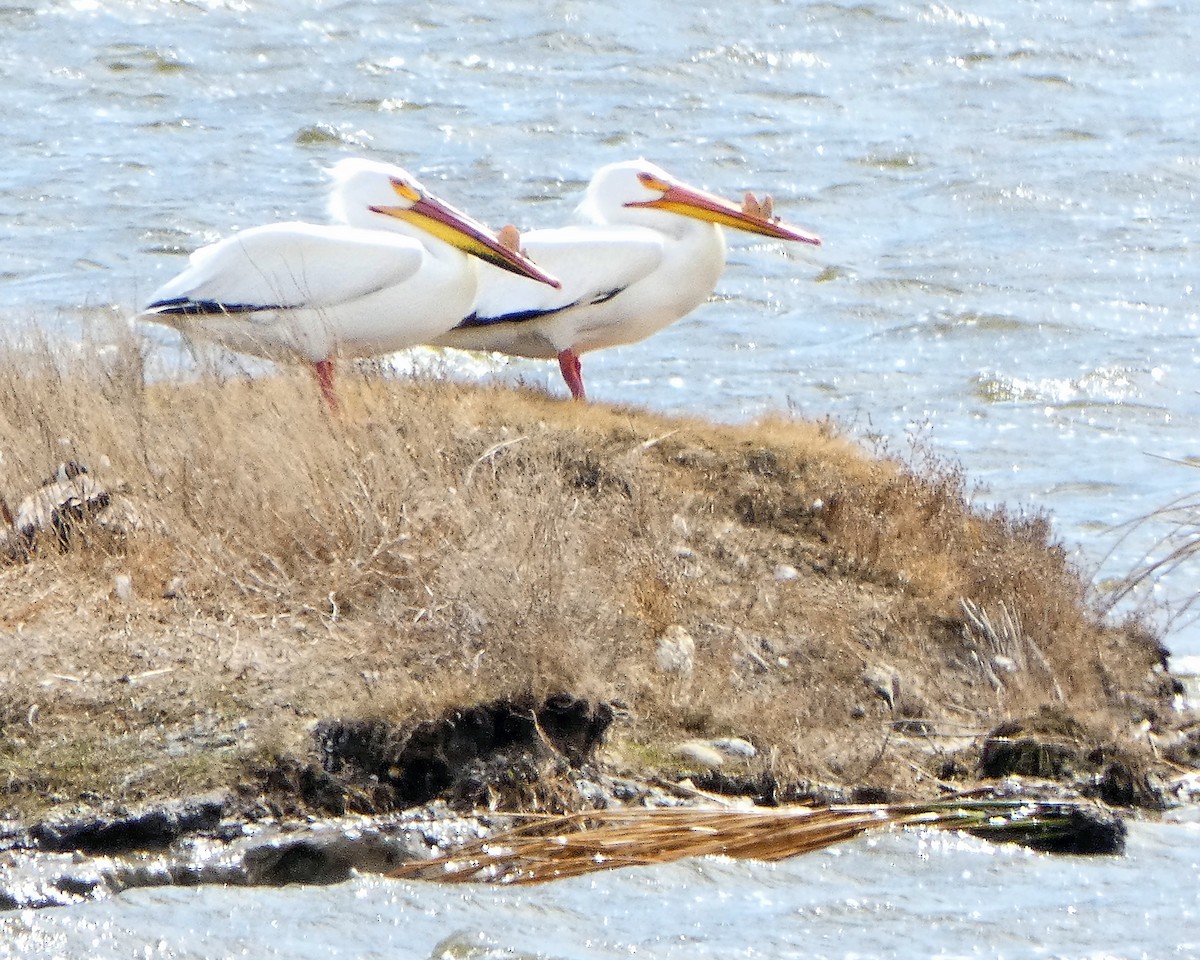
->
[711, 737, 757, 759]
[673, 741, 725, 769]
[991, 655, 1019, 674]
[656, 625, 696, 676]
[114, 573, 134, 602]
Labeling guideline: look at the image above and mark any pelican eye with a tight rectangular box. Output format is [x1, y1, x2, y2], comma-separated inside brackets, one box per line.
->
[389, 178, 422, 203]
[637, 171, 671, 193]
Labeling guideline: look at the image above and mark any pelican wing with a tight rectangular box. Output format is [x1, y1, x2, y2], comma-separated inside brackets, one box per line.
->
[144, 222, 425, 315]
[463, 226, 663, 327]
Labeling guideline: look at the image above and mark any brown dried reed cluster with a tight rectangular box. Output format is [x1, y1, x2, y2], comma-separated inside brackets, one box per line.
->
[389, 798, 1122, 885]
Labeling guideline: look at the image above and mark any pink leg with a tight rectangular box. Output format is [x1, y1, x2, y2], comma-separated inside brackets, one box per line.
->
[312, 358, 339, 413]
[557, 348, 586, 400]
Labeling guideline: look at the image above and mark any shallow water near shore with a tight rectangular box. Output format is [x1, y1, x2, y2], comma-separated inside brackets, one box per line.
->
[3, 820, 1199, 959]
[4, 0, 1200, 954]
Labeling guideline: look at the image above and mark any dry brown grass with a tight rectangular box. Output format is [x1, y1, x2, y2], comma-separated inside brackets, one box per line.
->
[0, 328, 1177, 817]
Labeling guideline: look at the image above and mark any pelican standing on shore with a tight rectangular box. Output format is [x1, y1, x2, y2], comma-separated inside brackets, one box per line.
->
[141, 159, 561, 410]
[422, 160, 822, 399]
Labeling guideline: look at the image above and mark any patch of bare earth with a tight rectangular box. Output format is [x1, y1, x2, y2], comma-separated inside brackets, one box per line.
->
[0, 337, 1187, 822]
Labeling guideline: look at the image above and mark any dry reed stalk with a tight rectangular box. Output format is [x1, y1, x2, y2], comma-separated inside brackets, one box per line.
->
[1099, 479, 1200, 625]
[388, 800, 1088, 885]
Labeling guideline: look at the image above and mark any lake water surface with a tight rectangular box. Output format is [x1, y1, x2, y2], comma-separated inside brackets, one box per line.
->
[3, 820, 1199, 959]
[2, 0, 1199, 955]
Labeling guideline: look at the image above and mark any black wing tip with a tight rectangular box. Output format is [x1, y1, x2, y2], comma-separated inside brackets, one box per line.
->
[145, 298, 279, 316]
[457, 307, 561, 330]
[589, 287, 623, 306]
[456, 287, 626, 330]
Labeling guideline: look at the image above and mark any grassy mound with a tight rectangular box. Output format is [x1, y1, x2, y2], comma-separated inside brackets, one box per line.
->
[0, 336, 1181, 819]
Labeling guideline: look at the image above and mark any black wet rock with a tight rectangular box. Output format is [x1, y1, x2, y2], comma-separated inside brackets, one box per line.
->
[241, 832, 410, 886]
[29, 795, 226, 855]
[966, 801, 1127, 856]
[53, 874, 103, 899]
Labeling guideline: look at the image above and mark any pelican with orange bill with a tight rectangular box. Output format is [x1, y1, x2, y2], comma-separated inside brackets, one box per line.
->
[424, 160, 821, 400]
[141, 158, 560, 410]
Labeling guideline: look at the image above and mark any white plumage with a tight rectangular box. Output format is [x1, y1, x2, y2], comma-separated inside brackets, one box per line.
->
[141, 158, 559, 409]
[427, 160, 822, 399]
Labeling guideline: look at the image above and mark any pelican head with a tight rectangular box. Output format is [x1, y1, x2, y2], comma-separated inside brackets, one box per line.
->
[584, 159, 821, 245]
[326, 158, 560, 287]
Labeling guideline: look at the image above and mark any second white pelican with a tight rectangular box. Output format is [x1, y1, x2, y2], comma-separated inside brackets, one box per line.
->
[422, 160, 821, 399]
[141, 159, 560, 410]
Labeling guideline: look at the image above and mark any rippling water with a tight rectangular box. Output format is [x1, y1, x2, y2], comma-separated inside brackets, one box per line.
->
[4, 0, 1200, 953]
[3, 821, 1199, 959]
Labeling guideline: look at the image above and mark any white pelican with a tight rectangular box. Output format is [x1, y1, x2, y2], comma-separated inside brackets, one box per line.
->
[420, 160, 821, 399]
[141, 158, 561, 410]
